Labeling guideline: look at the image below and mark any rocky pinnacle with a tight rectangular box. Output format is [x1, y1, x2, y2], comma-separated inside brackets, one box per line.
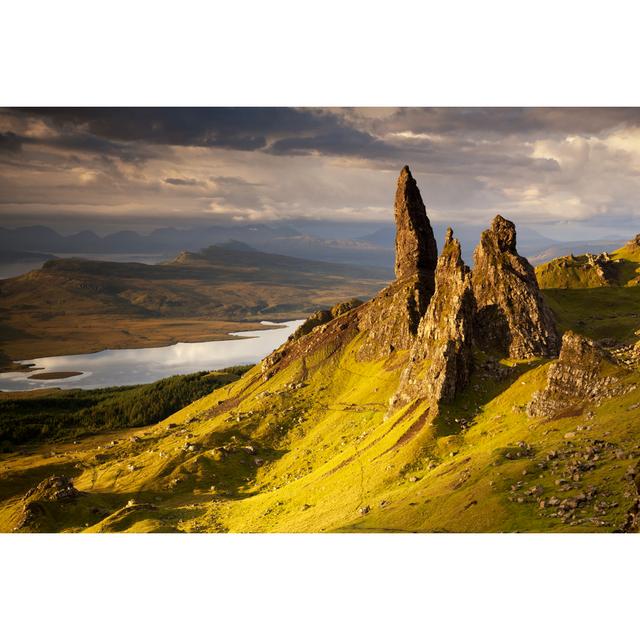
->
[390, 228, 475, 412]
[394, 166, 438, 279]
[472, 214, 559, 359]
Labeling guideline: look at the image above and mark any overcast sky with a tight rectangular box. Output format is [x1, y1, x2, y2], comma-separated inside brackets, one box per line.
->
[1, 107, 640, 239]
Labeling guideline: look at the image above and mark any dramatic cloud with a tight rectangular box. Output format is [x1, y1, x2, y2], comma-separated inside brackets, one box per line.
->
[0, 131, 23, 153]
[164, 177, 203, 187]
[1, 107, 639, 239]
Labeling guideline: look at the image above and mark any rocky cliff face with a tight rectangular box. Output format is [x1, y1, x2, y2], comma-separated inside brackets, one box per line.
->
[527, 331, 634, 418]
[261, 173, 561, 416]
[355, 166, 437, 360]
[472, 215, 559, 359]
[262, 166, 438, 376]
[288, 299, 363, 342]
[394, 166, 438, 281]
[390, 229, 475, 412]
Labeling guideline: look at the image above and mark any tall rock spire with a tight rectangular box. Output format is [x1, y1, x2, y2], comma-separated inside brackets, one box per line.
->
[390, 228, 475, 412]
[472, 215, 559, 359]
[394, 166, 438, 279]
[354, 166, 438, 360]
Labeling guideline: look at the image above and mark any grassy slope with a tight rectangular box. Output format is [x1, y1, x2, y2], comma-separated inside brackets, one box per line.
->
[1, 296, 639, 532]
[535, 241, 640, 289]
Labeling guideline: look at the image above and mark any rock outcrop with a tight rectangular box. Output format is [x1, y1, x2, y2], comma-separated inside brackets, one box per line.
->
[527, 331, 634, 418]
[627, 233, 640, 249]
[390, 229, 475, 412]
[261, 298, 362, 377]
[16, 475, 83, 531]
[288, 299, 363, 342]
[357, 166, 437, 360]
[535, 252, 620, 289]
[472, 215, 559, 359]
[261, 166, 438, 377]
[394, 166, 438, 280]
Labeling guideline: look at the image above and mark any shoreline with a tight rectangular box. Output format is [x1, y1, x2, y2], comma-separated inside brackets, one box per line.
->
[0, 316, 291, 373]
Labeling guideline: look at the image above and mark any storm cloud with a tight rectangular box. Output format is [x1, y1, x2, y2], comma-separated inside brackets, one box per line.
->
[1, 107, 640, 239]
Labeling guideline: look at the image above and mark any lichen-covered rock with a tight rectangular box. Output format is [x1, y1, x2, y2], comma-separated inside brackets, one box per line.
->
[472, 215, 559, 358]
[394, 165, 438, 281]
[527, 331, 634, 418]
[390, 229, 475, 412]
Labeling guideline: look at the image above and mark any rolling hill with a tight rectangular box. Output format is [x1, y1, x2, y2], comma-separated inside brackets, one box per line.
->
[535, 234, 640, 289]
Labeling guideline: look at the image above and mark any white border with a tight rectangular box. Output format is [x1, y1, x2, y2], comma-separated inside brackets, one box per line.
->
[2, 1, 640, 637]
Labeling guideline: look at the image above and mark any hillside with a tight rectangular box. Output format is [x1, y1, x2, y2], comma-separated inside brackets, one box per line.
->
[1, 167, 639, 533]
[535, 235, 640, 289]
[0, 244, 389, 365]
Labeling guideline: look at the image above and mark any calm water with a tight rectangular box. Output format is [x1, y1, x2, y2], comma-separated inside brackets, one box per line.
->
[0, 319, 303, 392]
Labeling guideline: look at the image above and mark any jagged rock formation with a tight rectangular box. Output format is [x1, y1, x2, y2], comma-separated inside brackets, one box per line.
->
[394, 166, 438, 280]
[527, 331, 634, 418]
[262, 166, 438, 377]
[390, 229, 475, 412]
[473, 215, 559, 359]
[262, 175, 561, 414]
[357, 167, 437, 360]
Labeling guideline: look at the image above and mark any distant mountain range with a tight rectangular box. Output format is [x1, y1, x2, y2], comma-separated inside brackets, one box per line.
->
[0, 222, 631, 269]
[0, 223, 393, 268]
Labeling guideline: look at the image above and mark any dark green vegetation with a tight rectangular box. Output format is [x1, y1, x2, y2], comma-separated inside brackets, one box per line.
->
[0, 366, 250, 450]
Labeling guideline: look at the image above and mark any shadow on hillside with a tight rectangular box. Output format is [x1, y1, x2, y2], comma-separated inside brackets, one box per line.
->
[432, 359, 542, 437]
[151, 424, 291, 502]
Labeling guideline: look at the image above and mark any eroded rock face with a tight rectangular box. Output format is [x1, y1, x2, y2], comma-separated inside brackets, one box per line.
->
[394, 165, 438, 280]
[527, 331, 634, 418]
[262, 298, 363, 377]
[472, 215, 559, 359]
[390, 229, 475, 412]
[356, 167, 438, 360]
[261, 166, 439, 376]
